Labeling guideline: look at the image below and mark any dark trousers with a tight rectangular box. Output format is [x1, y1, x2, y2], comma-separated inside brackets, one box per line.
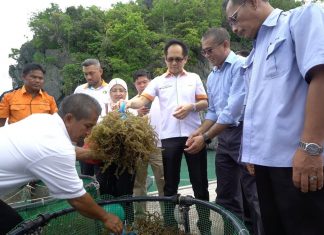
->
[79, 161, 97, 176]
[161, 137, 209, 200]
[161, 137, 210, 233]
[77, 138, 97, 177]
[96, 163, 136, 224]
[0, 200, 23, 234]
[216, 123, 263, 235]
[255, 165, 324, 235]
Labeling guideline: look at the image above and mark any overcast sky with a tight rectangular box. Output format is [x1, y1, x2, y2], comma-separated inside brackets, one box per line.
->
[0, 0, 129, 95]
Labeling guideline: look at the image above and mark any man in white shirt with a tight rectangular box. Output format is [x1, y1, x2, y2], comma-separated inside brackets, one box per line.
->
[0, 93, 123, 234]
[74, 58, 110, 176]
[127, 39, 210, 234]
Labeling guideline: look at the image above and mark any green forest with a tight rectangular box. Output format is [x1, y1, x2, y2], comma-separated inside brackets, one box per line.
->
[8, 0, 300, 101]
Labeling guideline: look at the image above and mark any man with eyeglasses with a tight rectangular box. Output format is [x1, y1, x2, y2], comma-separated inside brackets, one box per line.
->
[224, 0, 324, 234]
[185, 27, 263, 235]
[126, 39, 210, 234]
[74, 58, 110, 176]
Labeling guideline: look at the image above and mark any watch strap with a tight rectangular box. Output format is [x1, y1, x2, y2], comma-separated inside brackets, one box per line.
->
[298, 141, 323, 156]
[203, 133, 211, 144]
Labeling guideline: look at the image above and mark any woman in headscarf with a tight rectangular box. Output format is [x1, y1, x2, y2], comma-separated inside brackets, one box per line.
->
[104, 78, 136, 114]
[97, 78, 136, 224]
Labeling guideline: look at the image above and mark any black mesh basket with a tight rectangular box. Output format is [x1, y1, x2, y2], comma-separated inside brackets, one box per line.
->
[9, 195, 250, 235]
[2, 175, 99, 221]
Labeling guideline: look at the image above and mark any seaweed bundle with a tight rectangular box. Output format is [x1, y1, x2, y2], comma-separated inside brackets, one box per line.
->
[86, 110, 159, 176]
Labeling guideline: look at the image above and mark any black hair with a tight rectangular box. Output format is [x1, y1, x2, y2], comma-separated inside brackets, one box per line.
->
[58, 93, 102, 120]
[22, 63, 46, 77]
[164, 39, 189, 57]
[132, 69, 151, 82]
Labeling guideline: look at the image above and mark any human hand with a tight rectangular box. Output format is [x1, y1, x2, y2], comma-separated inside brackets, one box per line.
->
[184, 134, 205, 154]
[173, 104, 193, 120]
[102, 213, 123, 234]
[111, 102, 119, 111]
[115, 99, 128, 109]
[75, 146, 94, 161]
[137, 106, 150, 117]
[186, 130, 202, 145]
[292, 149, 323, 193]
[246, 164, 255, 176]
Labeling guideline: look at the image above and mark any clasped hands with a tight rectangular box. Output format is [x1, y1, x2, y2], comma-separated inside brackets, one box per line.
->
[184, 130, 205, 154]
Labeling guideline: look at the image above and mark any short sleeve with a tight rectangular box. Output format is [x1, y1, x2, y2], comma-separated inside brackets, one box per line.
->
[290, 5, 324, 81]
[30, 153, 86, 199]
[0, 93, 10, 118]
[194, 74, 207, 100]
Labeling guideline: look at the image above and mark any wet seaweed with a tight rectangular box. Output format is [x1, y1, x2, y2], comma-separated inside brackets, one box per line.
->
[85, 111, 159, 176]
[131, 211, 187, 235]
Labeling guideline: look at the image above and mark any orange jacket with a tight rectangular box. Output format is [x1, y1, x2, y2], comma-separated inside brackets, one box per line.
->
[0, 86, 58, 124]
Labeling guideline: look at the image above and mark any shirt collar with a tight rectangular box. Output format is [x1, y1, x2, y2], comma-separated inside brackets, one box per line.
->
[262, 8, 283, 27]
[164, 69, 187, 78]
[54, 113, 72, 143]
[84, 80, 108, 90]
[21, 85, 44, 97]
[212, 51, 236, 72]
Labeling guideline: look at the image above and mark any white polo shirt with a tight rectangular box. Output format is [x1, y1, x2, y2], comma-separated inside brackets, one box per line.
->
[0, 113, 85, 199]
[74, 80, 110, 117]
[142, 70, 207, 139]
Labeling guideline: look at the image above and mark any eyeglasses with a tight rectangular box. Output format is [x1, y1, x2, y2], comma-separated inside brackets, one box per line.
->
[166, 57, 184, 63]
[228, 1, 246, 26]
[201, 42, 224, 56]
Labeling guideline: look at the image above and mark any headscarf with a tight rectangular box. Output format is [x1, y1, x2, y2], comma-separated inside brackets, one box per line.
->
[108, 78, 129, 100]
[105, 78, 129, 114]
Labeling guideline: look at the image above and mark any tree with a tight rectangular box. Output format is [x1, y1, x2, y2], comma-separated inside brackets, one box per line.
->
[8, 0, 303, 99]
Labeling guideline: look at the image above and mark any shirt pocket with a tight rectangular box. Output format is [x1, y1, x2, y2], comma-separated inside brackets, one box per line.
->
[265, 38, 287, 79]
[37, 103, 51, 113]
[10, 104, 26, 111]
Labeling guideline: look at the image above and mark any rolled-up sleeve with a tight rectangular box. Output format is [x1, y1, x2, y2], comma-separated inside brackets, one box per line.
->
[217, 63, 245, 126]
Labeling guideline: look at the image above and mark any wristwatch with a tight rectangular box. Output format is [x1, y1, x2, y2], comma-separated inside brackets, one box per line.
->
[203, 133, 212, 144]
[298, 141, 323, 156]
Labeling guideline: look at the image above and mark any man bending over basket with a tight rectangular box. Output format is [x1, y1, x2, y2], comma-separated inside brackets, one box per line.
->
[0, 93, 123, 234]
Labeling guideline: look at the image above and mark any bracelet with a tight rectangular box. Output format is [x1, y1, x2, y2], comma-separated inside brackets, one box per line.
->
[192, 103, 197, 112]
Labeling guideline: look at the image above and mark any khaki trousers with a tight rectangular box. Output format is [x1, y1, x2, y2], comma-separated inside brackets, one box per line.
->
[133, 149, 164, 216]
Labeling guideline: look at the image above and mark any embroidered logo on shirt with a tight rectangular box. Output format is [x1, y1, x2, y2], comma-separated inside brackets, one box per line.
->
[159, 84, 173, 90]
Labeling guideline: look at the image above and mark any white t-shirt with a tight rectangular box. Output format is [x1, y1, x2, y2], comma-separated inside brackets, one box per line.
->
[0, 113, 85, 199]
[74, 81, 110, 118]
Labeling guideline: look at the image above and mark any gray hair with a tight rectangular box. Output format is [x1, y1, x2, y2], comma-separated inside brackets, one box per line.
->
[81, 58, 101, 68]
[223, 0, 268, 10]
[202, 27, 231, 45]
[58, 93, 102, 120]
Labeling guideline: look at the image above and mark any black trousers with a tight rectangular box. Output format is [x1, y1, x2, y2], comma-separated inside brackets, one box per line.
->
[96, 163, 136, 224]
[79, 161, 97, 176]
[0, 200, 23, 234]
[216, 123, 263, 235]
[161, 137, 210, 234]
[161, 137, 209, 200]
[255, 165, 324, 235]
